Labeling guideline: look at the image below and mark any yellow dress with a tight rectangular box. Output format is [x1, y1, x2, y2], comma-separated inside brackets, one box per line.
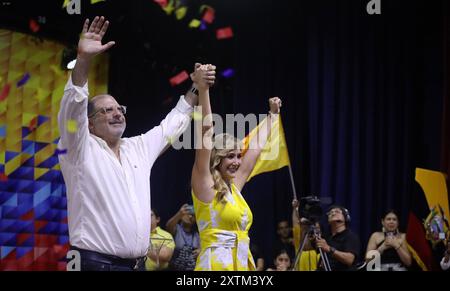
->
[192, 183, 256, 271]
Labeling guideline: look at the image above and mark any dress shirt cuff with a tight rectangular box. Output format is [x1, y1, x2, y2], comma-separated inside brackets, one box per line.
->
[176, 95, 194, 114]
[65, 75, 89, 103]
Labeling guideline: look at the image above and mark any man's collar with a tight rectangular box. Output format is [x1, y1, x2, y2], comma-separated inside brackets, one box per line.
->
[331, 225, 347, 237]
[90, 133, 123, 148]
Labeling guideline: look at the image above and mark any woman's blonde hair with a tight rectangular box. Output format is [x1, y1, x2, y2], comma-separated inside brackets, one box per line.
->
[210, 133, 243, 203]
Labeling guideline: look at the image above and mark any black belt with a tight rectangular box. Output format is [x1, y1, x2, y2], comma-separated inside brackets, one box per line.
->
[70, 246, 146, 270]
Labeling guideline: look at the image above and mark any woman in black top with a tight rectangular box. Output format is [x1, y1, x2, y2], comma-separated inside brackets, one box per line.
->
[366, 210, 412, 271]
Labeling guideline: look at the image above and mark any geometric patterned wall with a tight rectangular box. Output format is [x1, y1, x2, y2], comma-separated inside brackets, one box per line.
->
[0, 29, 108, 270]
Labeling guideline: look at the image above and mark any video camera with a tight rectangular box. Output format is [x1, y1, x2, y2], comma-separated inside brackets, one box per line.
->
[293, 196, 333, 271]
[299, 196, 323, 223]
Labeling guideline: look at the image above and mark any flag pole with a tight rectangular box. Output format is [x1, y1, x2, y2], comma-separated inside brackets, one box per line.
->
[279, 114, 297, 200]
[288, 164, 297, 200]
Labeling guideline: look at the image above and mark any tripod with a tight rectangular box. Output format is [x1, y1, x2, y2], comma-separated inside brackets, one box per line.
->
[292, 221, 332, 271]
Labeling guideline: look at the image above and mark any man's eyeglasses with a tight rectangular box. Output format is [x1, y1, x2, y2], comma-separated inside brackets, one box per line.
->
[89, 105, 127, 118]
[327, 209, 343, 216]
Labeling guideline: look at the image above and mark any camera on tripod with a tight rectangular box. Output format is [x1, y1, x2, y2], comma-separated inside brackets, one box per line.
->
[299, 196, 323, 224]
[294, 195, 333, 271]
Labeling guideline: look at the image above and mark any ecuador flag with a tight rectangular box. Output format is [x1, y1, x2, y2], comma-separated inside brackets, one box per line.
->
[406, 168, 449, 271]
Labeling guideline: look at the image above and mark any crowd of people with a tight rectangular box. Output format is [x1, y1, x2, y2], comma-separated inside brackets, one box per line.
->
[137, 199, 449, 272]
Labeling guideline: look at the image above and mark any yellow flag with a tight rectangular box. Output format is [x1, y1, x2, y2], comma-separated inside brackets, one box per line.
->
[416, 168, 450, 220]
[243, 114, 290, 181]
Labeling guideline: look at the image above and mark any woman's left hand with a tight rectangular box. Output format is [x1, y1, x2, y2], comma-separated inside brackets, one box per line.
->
[269, 97, 282, 114]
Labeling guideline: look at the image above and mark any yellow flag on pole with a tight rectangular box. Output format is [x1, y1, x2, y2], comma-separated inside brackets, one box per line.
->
[243, 114, 291, 181]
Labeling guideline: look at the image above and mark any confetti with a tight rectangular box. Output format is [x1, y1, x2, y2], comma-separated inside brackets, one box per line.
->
[216, 27, 233, 40]
[90, 0, 105, 4]
[175, 7, 187, 20]
[0, 84, 11, 101]
[55, 149, 68, 155]
[67, 119, 78, 133]
[189, 19, 201, 28]
[154, 0, 168, 8]
[199, 4, 211, 13]
[162, 0, 175, 15]
[202, 7, 215, 24]
[221, 68, 234, 78]
[169, 71, 189, 86]
[200, 20, 207, 31]
[29, 19, 40, 33]
[17, 73, 31, 87]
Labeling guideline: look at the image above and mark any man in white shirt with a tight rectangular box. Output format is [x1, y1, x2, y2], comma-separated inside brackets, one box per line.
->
[58, 16, 215, 271]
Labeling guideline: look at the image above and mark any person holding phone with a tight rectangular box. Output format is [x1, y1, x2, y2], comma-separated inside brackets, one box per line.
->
[365, 210, 412, 271]
[166, 204, 200, 270]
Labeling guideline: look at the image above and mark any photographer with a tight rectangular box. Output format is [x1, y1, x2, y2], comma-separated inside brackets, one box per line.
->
[315, 205, 361, 271]
[166, 204, 200, 271]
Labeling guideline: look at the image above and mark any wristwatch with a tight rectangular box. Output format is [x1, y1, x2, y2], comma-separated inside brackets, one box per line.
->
[329, 246, 336, 255]
[190, 86, 199, 96]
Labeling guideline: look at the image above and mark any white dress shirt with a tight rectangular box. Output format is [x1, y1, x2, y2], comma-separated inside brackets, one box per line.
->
[58, 77, 192, 259]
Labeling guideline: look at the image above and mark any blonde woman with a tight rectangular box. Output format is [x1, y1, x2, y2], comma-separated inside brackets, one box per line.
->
[190, 64, 282, 271]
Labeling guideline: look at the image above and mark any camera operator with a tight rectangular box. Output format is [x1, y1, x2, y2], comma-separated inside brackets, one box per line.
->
[315, 205, 361, 271]
[292, 198, 320, 271]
